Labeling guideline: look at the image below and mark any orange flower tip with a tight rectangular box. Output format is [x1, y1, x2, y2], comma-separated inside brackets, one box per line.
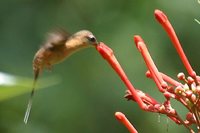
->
[145, 70, 151, 78]
[115, 112, 125, 121]
[133, 36, 146, 52]
[177, 72, 185, 80]
[185, 90, 193, 97]
[154, 9, 168, 24]
[134, 35, 143, 43]
[187, 76, 194, 84]
[186, 112, 195, 123]
[175, 86, 183, 94]
[96, 42, 106, 51]
[164, 92, 173, 99]
[133, 35, 145, 48]
[161, 81, 168, 88]
[96, 42, 113, 59]
[191, 94, 197, 103]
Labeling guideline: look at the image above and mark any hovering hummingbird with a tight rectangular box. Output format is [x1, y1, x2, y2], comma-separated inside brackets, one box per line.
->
[24, 29, 98, 124]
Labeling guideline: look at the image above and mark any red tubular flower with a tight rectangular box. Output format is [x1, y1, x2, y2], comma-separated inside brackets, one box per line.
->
[115, 112, 138, 133]
[154, 9, 196, 78]
[134, 35, 167, 92]
[96, 42, 147, 110]
[95, 8, 200, 133]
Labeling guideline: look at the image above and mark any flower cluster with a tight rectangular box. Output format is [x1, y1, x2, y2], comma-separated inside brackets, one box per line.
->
[96, 9, 200, 133]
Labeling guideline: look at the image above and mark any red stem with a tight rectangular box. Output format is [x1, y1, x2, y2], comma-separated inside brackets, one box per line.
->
[160, 72, 183, 87]
[146, 70, 183, 87]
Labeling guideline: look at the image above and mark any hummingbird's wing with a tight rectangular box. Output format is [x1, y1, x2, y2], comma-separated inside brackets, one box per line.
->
[43, 29, 71, 50]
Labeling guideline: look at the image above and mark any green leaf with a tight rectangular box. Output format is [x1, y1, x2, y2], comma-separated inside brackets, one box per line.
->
[194, 19, 200, 25]
[0, 72, 60, 101]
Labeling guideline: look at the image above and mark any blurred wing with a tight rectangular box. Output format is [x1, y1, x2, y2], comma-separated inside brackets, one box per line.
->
[43, 29, 71, 50]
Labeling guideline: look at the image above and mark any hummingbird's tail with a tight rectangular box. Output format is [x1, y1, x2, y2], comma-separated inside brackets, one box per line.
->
[24, 69, 39, 124]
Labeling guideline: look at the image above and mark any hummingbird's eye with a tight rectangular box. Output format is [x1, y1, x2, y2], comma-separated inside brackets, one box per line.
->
[87, 34, 96, 43]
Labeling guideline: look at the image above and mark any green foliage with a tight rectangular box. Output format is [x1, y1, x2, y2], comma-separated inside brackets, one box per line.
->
[194, 19, 200, 24]
[0, 72, 60, 101]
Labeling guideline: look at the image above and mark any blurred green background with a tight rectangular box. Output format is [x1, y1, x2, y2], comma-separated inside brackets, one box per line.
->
[0, 0, 200, 132]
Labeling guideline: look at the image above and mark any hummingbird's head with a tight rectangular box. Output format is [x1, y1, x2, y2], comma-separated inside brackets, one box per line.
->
[72, 30, 98, 46]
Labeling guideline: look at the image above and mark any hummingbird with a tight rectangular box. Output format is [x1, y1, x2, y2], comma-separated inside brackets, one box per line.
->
[24, 29, 98, 124]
